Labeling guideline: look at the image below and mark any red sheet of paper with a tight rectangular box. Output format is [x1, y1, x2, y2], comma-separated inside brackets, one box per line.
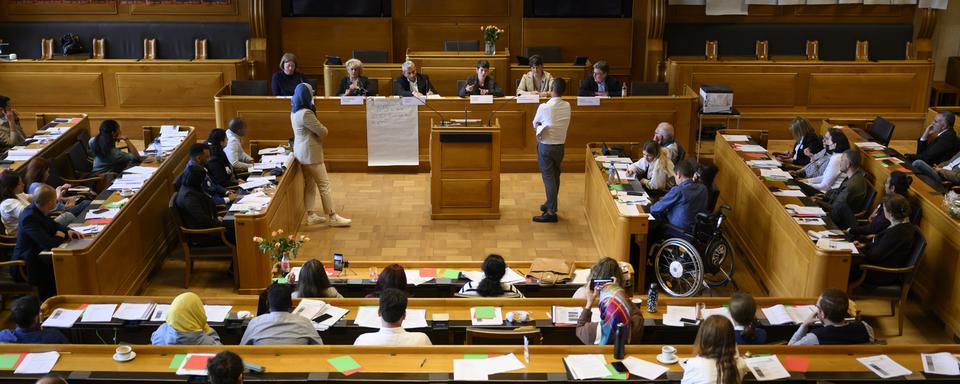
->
[783, 356, 810, 372]
[183, 355, 211, 370]
[419, 268, 436, 278]
[86, 218, 113, 225]
[342, 368, 363, 376]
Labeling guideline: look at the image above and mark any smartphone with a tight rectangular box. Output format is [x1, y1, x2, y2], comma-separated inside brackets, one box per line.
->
[333, 253, 344, 272]
[611, 361, 628, 373]
[591, 278, 613, 290]
[314, 313, 333, 323]
[92, 208, 109, 214]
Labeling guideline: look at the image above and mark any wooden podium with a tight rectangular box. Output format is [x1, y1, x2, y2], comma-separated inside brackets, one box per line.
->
[430, 119, 501, 219]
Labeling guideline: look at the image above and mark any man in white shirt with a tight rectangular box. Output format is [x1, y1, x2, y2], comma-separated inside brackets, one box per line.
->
[240, 284, 323, 345]
[225, 118, 254, 172]
[353, 288, 432, 346]
[532, 78, 571, 223]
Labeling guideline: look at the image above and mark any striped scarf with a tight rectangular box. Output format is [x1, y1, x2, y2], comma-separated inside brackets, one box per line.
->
[597, 284, 630, 345]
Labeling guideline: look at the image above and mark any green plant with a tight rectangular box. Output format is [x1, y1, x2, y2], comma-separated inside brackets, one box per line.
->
[481, 25, 504, 43]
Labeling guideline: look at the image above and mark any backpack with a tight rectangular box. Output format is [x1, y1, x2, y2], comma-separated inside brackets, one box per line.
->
[60, 34, 84, 55]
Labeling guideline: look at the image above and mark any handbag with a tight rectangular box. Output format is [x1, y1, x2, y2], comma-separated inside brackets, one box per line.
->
[527, 257, 574, 286]
[60, 34, 84, 55]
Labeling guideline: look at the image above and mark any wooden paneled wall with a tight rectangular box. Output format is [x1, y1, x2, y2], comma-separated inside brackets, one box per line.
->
[0, 0, 248, 22]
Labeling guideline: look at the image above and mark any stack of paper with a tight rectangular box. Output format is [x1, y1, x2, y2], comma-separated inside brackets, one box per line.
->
[744, 355, 791, 381]
[816, 238, 859, 254]
[354, 306, 428, 329]
[552, 306, 600, 326]
[85, 208, 120, 220]
[594, 156, 632, 163]
[258, 146, 286, 155]
[921, 352, 960, 375]
[239, 178, 273, 190]
[41, 308, 83, 328]
[857, 355, 911, 379]
[403, 269, 434, 286]
[260, 154, 291, 165]
[470, 307, 503, 326]
[123, 166, 158, 175]
[855, 141, 886, 150]
[807, 229, 845, 240]
[760, 168, 792, 180]
[114, 302, 157, 321]
[785, 205, 827, 217]
[622, 357, 669, 380]
[761, 304, 818, 325]
[772, 189, 806, 197]
[13, 352, 60, 374]
[564, 354, 611, 380]
[293, 299, 329, 320]
[794, 217, 826, 226]
[72, 224, 105, 235]
[80, 304, 117, 323]
[203, 305, 232, 323]
[722, 134, 750, 142]
[5, 147, 41, 161]
[616, 201, 641, 216]
[746, 159, 783, 169]
[107, 178, 147, 191]
[733, 144, 768, 153]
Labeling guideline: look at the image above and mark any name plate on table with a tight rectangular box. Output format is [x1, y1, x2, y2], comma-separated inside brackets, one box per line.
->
[340, 96, 364, 105]
[470, 95, 494, 104]
[401, 96, 426, 106]
[577, 96, 601, 106]
[516, 95, 540, 104]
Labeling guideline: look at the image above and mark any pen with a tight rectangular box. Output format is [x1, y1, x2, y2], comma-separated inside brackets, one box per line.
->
[419, 358, 427, 368]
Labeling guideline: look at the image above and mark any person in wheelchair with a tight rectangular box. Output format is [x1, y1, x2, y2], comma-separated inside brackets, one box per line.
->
[649, 160, 709, 243]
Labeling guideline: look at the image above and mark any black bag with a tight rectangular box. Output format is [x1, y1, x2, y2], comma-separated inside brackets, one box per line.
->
[60, 34, 84, 55]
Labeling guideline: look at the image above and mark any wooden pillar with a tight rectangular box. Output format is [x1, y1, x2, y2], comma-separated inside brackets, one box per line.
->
[643, 0, 667, 82]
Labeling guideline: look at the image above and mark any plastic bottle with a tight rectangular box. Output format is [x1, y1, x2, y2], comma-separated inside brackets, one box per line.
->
[613, 322, 626, 359]
[647, 283, 659, 313]
[608, 164, 616, 185]
[280, 255, 291, 275]
[621, 82, 627, 97]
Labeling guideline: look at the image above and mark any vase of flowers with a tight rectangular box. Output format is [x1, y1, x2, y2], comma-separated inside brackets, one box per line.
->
[481, 25, 503, 55]
[254, 229, 309, 274]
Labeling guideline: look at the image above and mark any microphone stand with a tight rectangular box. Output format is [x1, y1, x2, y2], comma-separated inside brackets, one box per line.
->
[485, 95, 515, 126]
[414, 96, 446, 127]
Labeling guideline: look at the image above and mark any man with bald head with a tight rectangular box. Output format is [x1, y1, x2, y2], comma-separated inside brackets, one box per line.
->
[12, 184, 82, 300]
[35, 374, 68, 384]
[654, 122, 685, 166]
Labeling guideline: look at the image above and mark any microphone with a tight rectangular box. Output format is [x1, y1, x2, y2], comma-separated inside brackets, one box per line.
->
[485, 95, 514, 126]
[464, 106, 468, 128]
[414, 96, 447, 127]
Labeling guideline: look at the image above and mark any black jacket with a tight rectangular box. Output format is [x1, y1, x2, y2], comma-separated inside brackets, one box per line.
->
[458, 75, 504, 97]
[175, 186, 221, 230]
[393, 74, 438, 97]
[578, 75, 623, 97]
[13, 204, 68, 300]
[205, 156, 238, 189]
[861, 222, 921, 286]
[336, 76, 374, 96]
[916, 128, 960, 165]
[793, 132, 824, 166]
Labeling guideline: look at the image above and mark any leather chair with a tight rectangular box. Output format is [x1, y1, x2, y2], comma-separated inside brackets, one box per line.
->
[465, 327, 542, 345]
[352, 50, 388, 64]
[847, 231, 927, 336]
[524, 47, 562, 63]
[169, 193, 237, 289]
[305, 78, 319, 94]
[54, 143, 107, 192]
[444, 40, 480, 52]
[231, 80, 269, 96]
[868, 116, 896, 147]
[0, 234, 35, 310]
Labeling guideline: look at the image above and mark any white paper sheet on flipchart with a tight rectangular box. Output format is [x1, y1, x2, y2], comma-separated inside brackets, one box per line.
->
[404, 269, 433, 286]
[701, 307, 735, 324]
[773, 190, 806, 197]
[150, 304, 171, 322]
[858, 355, 912, 379]
[114, 303, 155, 321]
[400, 96, 425, 106]
[340, 96, 364, 105]
[734, 144, 768, 153]
[203, 305, 232, 323]
[564, 354, 611, 380]
[470, 95, 494, 104]
[80, 304, 117, 323]
[576, 96, 601, 106]
[367, 97, 419, 166]
[622, 356, 669, 380]
[616, 201, 641, 217]
[516, 94, 540, 104]
[922, 352, 960, 375]
[41, 308, 82, 328]
[485, 353, 526, 375]
[745, 355, 791, 381]
[124, 166, 159, 175]
[816, 238, 860, 254]
[176, 353, 215, 376]
[453, 359, 489, 381]
[721, 134, 750, 142]
[571, 269, 590, 284]
[13, 352, 60, 374]
[470, 307, 504, 326]
[239, 178, 273, 190]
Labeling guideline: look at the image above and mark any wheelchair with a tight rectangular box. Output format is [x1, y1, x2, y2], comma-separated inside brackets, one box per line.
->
[650, 204, 735, 297]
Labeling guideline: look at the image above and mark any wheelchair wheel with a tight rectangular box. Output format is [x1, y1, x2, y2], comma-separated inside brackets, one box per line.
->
[654, 238, 703, 297]
[702, 234, 735, 288]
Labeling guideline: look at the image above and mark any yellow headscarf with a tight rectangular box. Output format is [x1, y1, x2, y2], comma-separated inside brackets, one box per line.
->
[165, 292, 212, 334]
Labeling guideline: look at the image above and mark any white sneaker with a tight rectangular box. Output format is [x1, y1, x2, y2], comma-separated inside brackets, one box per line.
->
[306, 213, 327, 225]
[327, 213, 352, 227]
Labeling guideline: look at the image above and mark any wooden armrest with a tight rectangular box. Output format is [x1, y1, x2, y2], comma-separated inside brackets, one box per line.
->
[859, 264, 914, 274]
[62, 176, 104, 184]
[0, 260, 25, 267]
[180, 227, 226, 235]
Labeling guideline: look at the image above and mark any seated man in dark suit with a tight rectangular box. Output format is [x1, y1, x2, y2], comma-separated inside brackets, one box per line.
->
[577, 60, 622, 97]
[175, 165, 236, 246]
[175, 143, 235, 206]
[393, 61, 438, 97]
[12, 184, 82, 300]
[908, 110, 958, 166]
[0, 295, 68, 344]
[458, 60, 504, 97]
[813, 150, 869, 230]
[648, 160, 709, 248]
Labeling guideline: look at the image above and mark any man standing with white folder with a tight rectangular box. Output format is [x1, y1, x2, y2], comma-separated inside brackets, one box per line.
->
[532, 78, 570, 223]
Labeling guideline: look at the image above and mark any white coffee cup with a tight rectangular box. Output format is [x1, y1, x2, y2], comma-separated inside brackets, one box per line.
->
[660, 345, 677, 360]
[115, 345, 132, 359]
[8, 54, 16, 60]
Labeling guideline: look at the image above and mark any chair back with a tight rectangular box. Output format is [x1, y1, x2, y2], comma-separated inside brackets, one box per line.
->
[910, 198, 922, 225]
[465, 327, 542, 345]
[858, 188, 878, 218]
[579, 79, 589, 92]
[49, 152, 72, 186]
[305, 78, 319, 94]
[352, 50, 388, 63]
[630, 81, 669, 96]
[366, 78, 380, 96]
[869, 116, 896, 146]
[67, 141, 93, 174]
[231, 80, 270, 96]
[525, 46, 561, 63]
[168, 193, 189, 243]
[456, 80, 467, 95]
[444, 40, 480, 52]
[902, 231, 927, 286]
[76, 129, 92, 158]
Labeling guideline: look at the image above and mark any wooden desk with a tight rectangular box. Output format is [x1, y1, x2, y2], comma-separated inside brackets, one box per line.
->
[214, 89, 699, 173]
[835, 125, 960, 339]
[714, 134, 852, 296]
[51, 126, 194, 296]
[508, 64, 589, 97]
[41, 295, 817, 346]
[0, 59, 248, 137]
[6, 114, 89, 174]
[0, 344, 955, 382]
[583, 143, 649, 280]
[232, 157, 306, 295]
[430, 119, 500, 219]
[666, 58, 934, 141]
[406, 50, 510, 98]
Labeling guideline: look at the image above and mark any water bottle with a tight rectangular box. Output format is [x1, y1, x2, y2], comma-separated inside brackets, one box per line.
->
[647, 283, 659, 313]
[608, 164, 616, 185]
[621, 82, 627, 97]
[280, 254, 291, 275]
[613, 322, 626, 359]
[152, 136, 163, 162]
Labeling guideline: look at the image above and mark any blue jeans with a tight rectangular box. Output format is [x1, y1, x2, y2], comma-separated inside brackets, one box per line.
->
[911, 159, 944, 185]
[537, 143, 564, 214]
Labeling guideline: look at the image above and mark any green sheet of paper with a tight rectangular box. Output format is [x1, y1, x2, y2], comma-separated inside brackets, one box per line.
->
[328, 355, 361, 372]
[272, 277, 287, 284]
[605, 364, 628, 380]
[441, 269, 462, 279]
[609, 184, 625, 190]
[0, 354, 21, 369]
[168, 354, 187, 369]
[474, 306, 496, 319]
[464, 354, 488, 360]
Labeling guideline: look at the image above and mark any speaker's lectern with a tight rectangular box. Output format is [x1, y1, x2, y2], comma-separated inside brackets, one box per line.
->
[429, 118, 501, 219]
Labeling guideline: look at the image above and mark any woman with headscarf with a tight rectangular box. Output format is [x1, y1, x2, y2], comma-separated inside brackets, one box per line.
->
[576, 279, 643, 345]
[205, 128, 239, 188]
[291, 83, 351, 227]
[150, 292, 221, 345]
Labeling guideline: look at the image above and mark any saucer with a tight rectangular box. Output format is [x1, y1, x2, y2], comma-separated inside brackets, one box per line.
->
[656, 353, 678, 364]
[113, 351, 136, 362]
